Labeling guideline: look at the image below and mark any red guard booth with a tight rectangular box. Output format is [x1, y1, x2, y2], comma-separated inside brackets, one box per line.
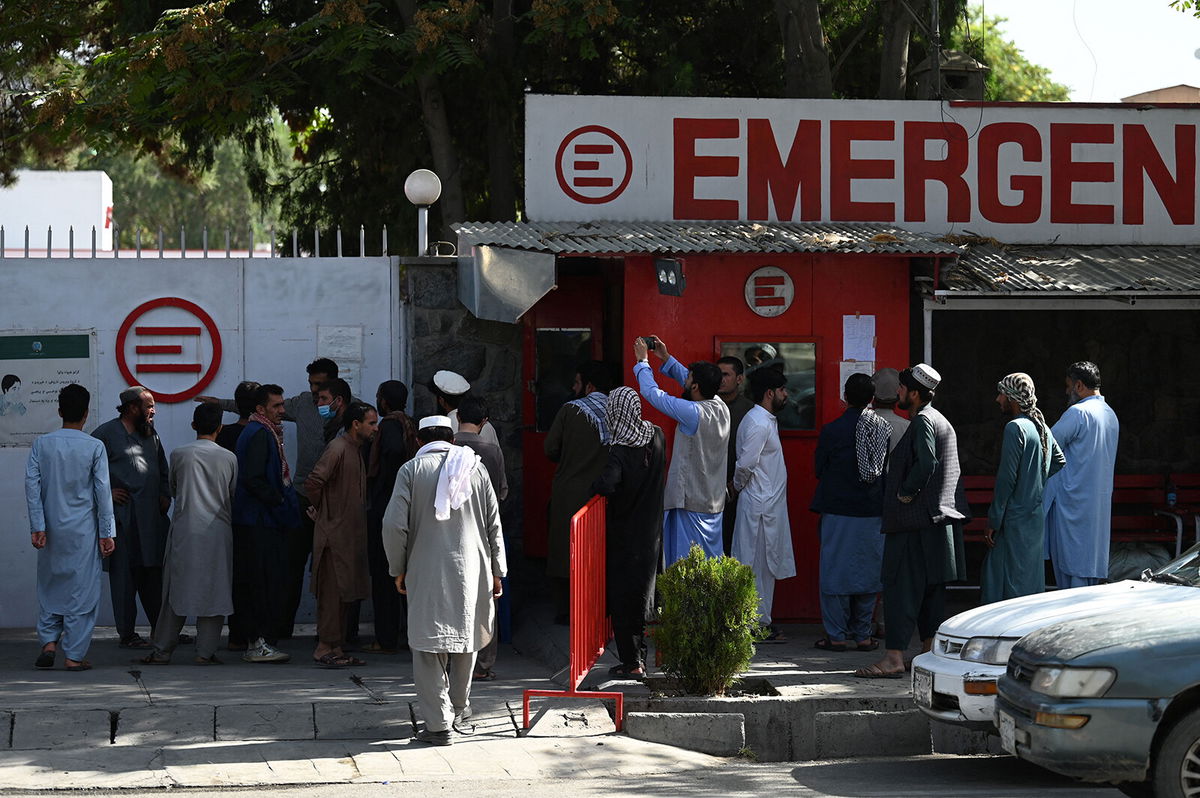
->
[457, 220, 958, 621]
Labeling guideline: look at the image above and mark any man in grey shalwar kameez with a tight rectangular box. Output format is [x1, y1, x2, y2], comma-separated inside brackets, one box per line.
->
[26, 384, 116, 671]
[382, 415, 506, 746]
[143, 403, 237, 664]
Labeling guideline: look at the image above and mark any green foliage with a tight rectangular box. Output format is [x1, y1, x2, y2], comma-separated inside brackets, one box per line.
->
[1171, 0, 1200, 17]
[947, 7, 1070, 102]
[654, 544, 760, 696]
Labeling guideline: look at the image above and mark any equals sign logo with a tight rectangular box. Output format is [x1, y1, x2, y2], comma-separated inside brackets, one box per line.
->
[134, 325, 202, 374]
[571, 143, 614, 190]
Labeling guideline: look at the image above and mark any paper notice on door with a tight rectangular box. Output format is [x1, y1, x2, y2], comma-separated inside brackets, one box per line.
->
[839, 360, 875, 391]
[842, 314, 876, 362]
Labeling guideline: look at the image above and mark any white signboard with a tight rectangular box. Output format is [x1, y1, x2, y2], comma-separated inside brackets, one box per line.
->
[744, 266, 794, 317]
[0, 333, 98, 446]
[526, 95, 1200, 244]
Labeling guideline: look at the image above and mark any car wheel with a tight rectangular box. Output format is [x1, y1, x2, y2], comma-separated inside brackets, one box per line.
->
[1153, 710, 1200, 798]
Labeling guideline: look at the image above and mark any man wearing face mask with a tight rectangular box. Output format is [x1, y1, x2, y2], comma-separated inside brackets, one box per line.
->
[92, 386, 171, 649]
[317, 379, 353, 443]
[1042, 361, 1118, 589]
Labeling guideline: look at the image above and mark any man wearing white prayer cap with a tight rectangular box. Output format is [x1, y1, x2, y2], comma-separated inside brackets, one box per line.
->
[428, 371, 501, 448]
[856, 363, 968, 679]
[381, 414, 506, 745]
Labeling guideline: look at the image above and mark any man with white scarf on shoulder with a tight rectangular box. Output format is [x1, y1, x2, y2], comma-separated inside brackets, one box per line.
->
[382, 415, 506, 746]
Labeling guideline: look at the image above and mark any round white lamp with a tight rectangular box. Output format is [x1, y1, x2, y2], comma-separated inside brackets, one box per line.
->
[404, 169, 442, 256]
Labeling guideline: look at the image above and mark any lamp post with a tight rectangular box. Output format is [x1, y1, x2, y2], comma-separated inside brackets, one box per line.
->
[404, 168, 442, 256]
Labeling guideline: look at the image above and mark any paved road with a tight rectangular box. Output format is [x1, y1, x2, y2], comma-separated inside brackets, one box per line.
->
[3, 755, 1120, 797]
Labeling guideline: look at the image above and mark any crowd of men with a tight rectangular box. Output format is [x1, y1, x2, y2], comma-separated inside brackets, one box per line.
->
[24, 360, 505, 746]
[24, 341, 1121, 719]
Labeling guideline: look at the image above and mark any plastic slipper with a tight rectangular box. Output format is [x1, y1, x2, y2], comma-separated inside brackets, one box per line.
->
[34, 650, 55, 670]
[363, 642, 397, 654]
[119, 634, 152, 650]
[474, 667, 499, 681]
[856, 638, 880, 652]
[813, 638, 848, 652]
[853, 663, 905, 679]
[314, 654, 347, 669]
[138, 652, 171, 665]
[607, 663, 644, 677]
[343, 656, 367, 667]
[194, 655, 223, 665]
[64, 661, 92, 672]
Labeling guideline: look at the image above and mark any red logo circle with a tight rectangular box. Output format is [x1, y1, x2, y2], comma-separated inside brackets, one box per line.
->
[116, 297, 222, 403]
[555, 125, 633, 205]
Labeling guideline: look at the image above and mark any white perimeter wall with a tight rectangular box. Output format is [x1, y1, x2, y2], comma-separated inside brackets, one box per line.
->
[0, 256, 403, 628]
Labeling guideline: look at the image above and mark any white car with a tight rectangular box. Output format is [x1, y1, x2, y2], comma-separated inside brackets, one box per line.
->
[912, 559, 1200, 730]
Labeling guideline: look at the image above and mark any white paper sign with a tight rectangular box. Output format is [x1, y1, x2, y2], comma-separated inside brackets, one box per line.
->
[838, 360, 875, 393]
[842, 315, 876, 362]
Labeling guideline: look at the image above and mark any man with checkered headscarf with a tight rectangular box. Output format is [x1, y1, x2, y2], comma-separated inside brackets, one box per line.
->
[981, 373, 1066, 604]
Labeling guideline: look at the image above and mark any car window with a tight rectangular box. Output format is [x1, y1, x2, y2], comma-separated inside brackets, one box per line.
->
[1150, 542, 1200, 586]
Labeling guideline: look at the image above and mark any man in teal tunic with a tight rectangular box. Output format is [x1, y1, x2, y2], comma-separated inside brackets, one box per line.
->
[982, 373, 1065, 604]
[25, 384, 116, 671]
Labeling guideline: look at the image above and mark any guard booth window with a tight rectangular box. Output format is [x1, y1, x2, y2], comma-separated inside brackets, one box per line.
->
[718, 339, 818, 431]
[535, 328, 592, 432]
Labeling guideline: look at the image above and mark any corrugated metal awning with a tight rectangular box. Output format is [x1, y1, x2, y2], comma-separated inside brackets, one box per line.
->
[454, 220, 963, 256]
[941, 243, 1200, 294]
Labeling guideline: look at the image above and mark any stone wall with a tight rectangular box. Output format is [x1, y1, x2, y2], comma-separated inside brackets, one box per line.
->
[930, 308, 1200, 477]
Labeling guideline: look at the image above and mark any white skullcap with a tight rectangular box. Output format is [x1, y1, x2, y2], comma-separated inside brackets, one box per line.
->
[431, 370, 470, 395]
[418, 415, 453, 430]
[911, 363, 942, 390]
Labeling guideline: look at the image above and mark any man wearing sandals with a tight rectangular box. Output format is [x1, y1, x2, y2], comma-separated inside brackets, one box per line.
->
[142, 403, 238, 666]
[383, 416, 506, 746]
[26, 384, 116, 672]
[857, 364, 968, 679]
[305, 402, 379, 669]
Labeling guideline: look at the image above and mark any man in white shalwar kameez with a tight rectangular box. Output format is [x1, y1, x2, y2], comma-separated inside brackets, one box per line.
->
[731, 369, 796, 636]
[382, 415, 506, 746]
[1043, 361, 1119, 588]
[143, 403, 238, 664]
[25, 384, 116, 671]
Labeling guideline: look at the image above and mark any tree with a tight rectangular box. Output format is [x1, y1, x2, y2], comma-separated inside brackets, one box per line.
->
[946, 7, 1070, 101]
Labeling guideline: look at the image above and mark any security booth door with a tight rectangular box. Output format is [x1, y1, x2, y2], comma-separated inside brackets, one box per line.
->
[521, 276, 605, 559]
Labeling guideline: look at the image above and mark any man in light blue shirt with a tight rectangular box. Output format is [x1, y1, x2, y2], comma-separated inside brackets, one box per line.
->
[633, 336, 729, 563]
[1043, 361, 1119, 588]
[26, 384, 116, 671]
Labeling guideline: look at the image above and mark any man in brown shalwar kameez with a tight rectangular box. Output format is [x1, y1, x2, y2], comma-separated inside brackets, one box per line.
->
[304, 402, 379, 668]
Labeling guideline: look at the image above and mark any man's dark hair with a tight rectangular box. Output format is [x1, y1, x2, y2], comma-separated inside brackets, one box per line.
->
[377, 380, 409, 414]
[234, 380, 261, 419]
[1, 374, 19, 393]
[1067, 361, 1101, 390]
[343, 401, 377, 431]
[193, 402, 224, 436]
[253, 383, 284, 411]
[717, 356, 745, 376]
[457, 395, 488, 426]
[688, 361, 722, 400]
[59, 384, 89, 423]
[417, 425, 454, 444]
[844, 372, 875, 408]
[307, 358, 338, 379]
[750, 367, 787, 403]
[320, 378, 352, 407]
[577, 360, 615, 394]
[898, 369, 935, 404]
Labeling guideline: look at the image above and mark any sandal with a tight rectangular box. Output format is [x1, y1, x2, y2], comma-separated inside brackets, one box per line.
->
[138, 652, 171, 665]
[34, 648, 56, 670]
[473, 667, 497, 681]
[64, 660, 93, 672]
[314, 653, 348, 669]
[813, 638, 848, 652]
[853, 663, 905, 679]
[342, 656, 367, 667]
[856, 638, 880, 652]
[119, 634, 152, 650]
[194, 655, 223, 665]
[362, 642, 397, 655]
[608, 663, 645, 677]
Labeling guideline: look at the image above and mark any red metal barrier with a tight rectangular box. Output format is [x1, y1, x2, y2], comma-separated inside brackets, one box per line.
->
[523, 494, 624, 731]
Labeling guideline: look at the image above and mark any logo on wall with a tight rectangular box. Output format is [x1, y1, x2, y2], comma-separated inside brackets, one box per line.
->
[744, 266, 794, 318]
[116, 297, 222, 403]
[554, 125, 633, 205]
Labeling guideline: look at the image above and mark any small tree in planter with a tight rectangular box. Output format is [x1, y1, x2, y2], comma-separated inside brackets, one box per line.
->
[654, 544, 760, 695]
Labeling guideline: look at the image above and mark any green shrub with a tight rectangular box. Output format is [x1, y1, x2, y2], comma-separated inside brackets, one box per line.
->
[654, 544, 760, 695]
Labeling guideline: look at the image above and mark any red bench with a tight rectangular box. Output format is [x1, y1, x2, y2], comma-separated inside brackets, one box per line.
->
[962, 474, 1189, 557]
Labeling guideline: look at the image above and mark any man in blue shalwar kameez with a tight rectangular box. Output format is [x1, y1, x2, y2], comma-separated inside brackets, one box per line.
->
[982, 373, 1065, 604]
[1043, 361, 1119, 588]
[25, 384, 116, 671]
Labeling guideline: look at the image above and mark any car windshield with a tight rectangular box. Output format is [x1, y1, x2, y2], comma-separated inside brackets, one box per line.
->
[1146, 543, 1200, 586]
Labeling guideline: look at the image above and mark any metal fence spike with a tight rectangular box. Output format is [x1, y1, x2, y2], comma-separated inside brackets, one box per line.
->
[91, 226, 96, 258]
[270, 226, 276, 258]
[292, 228, 298, 257]
[314, 228, 320, 258]
[46, 225, 52, 257]
[113, 223, 119, 258]
[359, 224, 365, 256]
[225, 228, 231, 258]
[69, 225, 74, 258]
[24, 224, 29, 258]
[247, 225, 253, 259]
[382, 224, 388, 256]
[202, 226, 208, 258]
[336, 226, 342, 257]
[136, 229, 142, 259]
[1, 225, 4, 255]
[158, 228, 164, 258]
[181, 226, 186, 258]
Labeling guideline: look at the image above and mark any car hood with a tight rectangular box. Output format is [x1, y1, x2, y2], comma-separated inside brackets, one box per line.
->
[1017, 603, 1200, 661]
[937, 580, 1196, 639]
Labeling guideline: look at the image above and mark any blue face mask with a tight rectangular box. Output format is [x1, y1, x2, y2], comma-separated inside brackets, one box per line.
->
[317, 403, 335, 420]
